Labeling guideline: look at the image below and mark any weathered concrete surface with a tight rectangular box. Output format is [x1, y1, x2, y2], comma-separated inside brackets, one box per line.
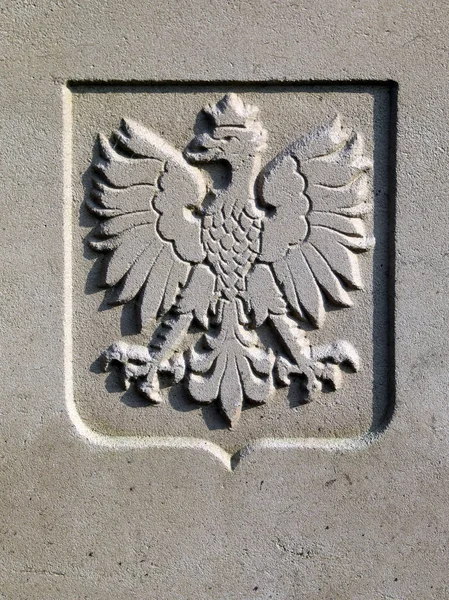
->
[1, 1, 449, 598]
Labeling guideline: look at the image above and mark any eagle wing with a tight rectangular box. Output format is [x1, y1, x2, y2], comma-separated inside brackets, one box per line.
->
[255, 115, 373, 328]
[87, 118, 206, 330]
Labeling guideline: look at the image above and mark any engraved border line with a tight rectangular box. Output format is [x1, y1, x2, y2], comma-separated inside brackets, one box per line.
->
[62, 82, 392, 472]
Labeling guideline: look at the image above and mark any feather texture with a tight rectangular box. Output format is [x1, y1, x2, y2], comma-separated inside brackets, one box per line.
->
[87, 120, 207, 331]
[258, 115, 373, 327]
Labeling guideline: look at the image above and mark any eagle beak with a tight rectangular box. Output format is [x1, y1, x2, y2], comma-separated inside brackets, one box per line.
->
[184, 133, 225, 162]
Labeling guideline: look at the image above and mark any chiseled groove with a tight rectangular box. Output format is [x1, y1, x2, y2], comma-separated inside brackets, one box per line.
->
[65, 398, 383, 471]
[65, 401, 234, 471]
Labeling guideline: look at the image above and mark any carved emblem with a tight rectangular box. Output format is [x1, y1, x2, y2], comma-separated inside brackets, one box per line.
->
[86, 94, 374, 427]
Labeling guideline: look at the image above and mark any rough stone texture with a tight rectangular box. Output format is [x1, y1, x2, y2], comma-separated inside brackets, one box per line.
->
[1, 1, 449, 598]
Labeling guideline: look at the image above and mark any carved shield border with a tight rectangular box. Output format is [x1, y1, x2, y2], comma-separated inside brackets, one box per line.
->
[63, 81, 396, 470]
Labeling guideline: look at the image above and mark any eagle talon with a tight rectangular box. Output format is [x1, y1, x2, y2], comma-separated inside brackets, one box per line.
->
[100, 342, 187, 403]
[311, 362, 342, 390]
[101, 341, 151, 371]
[136, 371, 163, 404]
[100, 341, 157, 396]
[160, 353, 186, 384]
[275, 338, 360, 399]
[275, 355, 321, 398]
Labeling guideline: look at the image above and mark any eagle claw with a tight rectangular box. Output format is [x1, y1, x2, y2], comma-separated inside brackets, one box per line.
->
[275, 340, 360, 399]
[101, 341, 160, 402]
[100, 341, 186, 404]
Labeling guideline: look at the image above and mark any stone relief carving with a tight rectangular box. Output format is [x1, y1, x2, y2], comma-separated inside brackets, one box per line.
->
[86, 93, 374, 427]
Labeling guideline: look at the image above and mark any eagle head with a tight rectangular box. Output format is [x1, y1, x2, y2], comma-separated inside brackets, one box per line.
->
[184, 93, 267, 166]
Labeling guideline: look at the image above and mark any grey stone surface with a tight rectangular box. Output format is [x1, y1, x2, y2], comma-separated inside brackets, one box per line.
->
[2, 1, 449, 598]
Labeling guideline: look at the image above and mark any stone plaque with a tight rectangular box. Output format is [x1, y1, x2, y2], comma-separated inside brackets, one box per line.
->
[3, 2, 449, 598]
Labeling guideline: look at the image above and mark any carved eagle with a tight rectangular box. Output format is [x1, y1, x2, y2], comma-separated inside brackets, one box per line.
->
[87, 93, 374, 426]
